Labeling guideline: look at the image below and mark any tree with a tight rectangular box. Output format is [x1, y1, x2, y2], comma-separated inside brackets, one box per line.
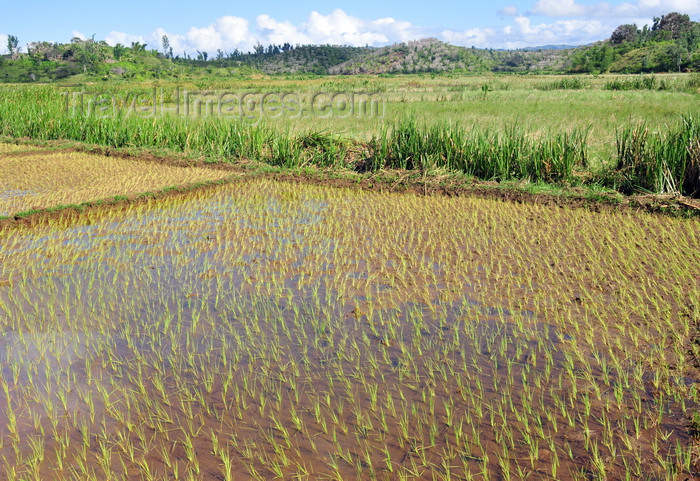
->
[27, 41, 59, 62]
[130, 41, 147, 53]
[610, 24, 639, 45]
[7, 35, 19, 59]
[652, 12, 692, 40]
[113, 43, 127, 60]
[161, 35, 172, 58]
[71, 35, 100, 73]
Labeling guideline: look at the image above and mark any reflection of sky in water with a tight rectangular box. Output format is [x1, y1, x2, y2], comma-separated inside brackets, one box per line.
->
[0, 184, 529, 381]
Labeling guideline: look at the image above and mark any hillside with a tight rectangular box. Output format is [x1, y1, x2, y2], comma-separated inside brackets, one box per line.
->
[0, 11, 698, 82]
[570, 12, 700, 73]
[328, 38, 572, 74]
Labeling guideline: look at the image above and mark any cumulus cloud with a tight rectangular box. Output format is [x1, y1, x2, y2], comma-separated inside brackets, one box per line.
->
[464, 0, 700, 48]
[443, 15, 614, 49]
[257, 14, 311, 46]
[105, 31, 146, 47]
[369, 17, 418, 43]
[107, 16, 255, 55]
[498, 6, 521, 16]
[186, 16, 255, 53]
[441, 28, 495, 48]
[98, 2, 698, 56]
[105, 9, 428, 55]
[0, 34, 7, 55]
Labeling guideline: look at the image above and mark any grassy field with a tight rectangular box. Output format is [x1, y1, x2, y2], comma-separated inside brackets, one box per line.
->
[47, 73, 700, 147]
[1, 73, 699, 195]
[0, 178, 698, 480]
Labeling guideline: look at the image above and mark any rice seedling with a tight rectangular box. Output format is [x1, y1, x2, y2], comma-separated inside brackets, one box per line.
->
[0, 148, 233, 217]
[0, 177, 698, 479]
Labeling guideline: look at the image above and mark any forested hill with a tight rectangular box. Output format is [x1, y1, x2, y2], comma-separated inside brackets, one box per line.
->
[1, 11, 698, 82]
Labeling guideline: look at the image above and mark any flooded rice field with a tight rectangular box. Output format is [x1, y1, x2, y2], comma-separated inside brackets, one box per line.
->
[0, 178, 699, 480]
[0, 146, 232, 217]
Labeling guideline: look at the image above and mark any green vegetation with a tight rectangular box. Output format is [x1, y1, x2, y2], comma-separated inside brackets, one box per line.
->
[0, 179, 698, 479]
[1, 12, 698, 82]
[1, 15, 699, 478]
[571, 12, 700, 74]
[368, 118, 589, 183]
[614, 117, 700, 195]
[0, 78, 698, 197]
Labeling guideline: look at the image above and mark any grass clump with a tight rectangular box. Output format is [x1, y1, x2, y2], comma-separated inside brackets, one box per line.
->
[613, 115, 700, 195]
[369, 118, 588, 184]
[536, 77, 589, 91]
[604, 75, 668, 91]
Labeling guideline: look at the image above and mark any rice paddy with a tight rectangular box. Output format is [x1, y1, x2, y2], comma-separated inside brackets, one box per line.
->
[0, 146, 233, 217]
[0, 144, 41, 154]
[1, 177, 698, 480]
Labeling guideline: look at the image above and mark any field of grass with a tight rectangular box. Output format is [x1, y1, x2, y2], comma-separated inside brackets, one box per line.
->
[50, 73, 700, 148]
[1, 73, 699, 196]
[0, 145, 233, 217]
[0, 178, 698, 480]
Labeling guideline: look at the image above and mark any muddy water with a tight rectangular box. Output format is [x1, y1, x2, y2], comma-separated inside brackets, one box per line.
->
[0, 179, 698, 480]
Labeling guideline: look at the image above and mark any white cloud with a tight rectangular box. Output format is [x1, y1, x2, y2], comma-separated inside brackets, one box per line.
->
[105, 31, 146, 47]
[105, 9, 426, 55]
[441, 28, 495, 48]
[303, 9, 388, 45]
[498, 6, 521, 16]
[532, 0, 587, 17]
[257, 14, 311, 46]
[108, 16, 255, 55]
[97, 2, 699, 56]
[369, 17, 417, 43]
[514, 17, 609, 46]
[443, 16, 613, 49]
[0, 34, 7, 55]
[470, 0, 700, 48]
[177, 16, 255, 53]
[71, 31, 87, 41]
[532, 0, 700, 18]
[514, 16, 541, 35]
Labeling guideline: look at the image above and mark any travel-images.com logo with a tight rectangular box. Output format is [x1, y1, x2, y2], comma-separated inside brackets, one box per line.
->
[62, 89, 386, 123]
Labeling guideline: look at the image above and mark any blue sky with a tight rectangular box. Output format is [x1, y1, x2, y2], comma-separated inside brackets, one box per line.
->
[2, 0, 699, 54]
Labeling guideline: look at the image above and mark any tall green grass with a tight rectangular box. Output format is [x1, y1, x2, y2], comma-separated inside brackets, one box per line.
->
[1, 85, 699, 196]
[536, 77, 589, 91]
[368, 118, 588, 183]
[614, 115, 700, 195]
[604, 75, 668, 91]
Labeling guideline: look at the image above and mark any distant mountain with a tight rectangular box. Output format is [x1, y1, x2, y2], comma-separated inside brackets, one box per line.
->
[521, 45, 580, 51]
